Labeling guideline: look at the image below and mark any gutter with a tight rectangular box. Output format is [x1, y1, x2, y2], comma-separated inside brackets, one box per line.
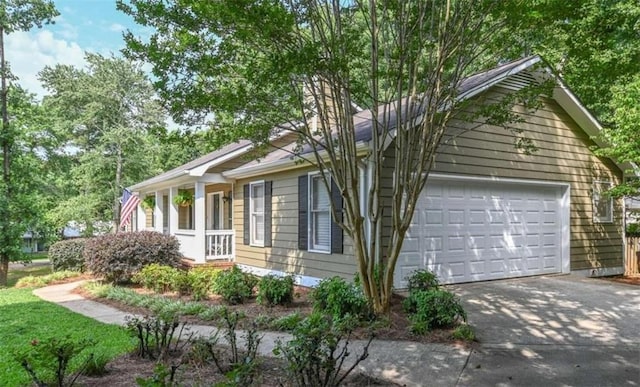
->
[224, 141, 371, 179]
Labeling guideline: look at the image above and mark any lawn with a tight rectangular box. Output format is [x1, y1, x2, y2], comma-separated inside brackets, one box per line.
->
[6, 265, 51, 287]
[0, 270, 133, 386]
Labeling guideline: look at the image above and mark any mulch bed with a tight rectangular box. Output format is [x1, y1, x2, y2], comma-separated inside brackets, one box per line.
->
[597, 275, 640, 286]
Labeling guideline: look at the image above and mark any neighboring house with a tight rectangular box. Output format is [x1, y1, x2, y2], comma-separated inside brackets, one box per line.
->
[129, 55, 629, 287]
[22, 231, 45, 253]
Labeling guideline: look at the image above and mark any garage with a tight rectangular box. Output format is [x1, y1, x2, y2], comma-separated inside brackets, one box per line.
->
[395, 176, 568, 286]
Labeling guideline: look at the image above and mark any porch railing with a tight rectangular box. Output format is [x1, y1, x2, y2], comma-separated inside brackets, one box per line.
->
[205, 230, 235, 261]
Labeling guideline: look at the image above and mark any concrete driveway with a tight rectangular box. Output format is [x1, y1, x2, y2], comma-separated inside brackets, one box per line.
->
[450, 275, 640, 386]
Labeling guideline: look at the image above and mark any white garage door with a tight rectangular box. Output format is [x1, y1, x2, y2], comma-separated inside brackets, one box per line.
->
[395, 178, 563, 286]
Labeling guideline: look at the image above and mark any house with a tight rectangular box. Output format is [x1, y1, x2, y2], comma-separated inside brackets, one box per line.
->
[129, 55, 629, 287]
[22, 231, 45, 254]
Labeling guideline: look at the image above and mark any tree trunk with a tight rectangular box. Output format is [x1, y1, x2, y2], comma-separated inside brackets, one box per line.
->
[113, 146, 123, 233]
[0, 25, 9, 286]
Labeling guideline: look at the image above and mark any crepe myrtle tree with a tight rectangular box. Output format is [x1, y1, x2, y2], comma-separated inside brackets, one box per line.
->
[119, 0, 549, 314]
[0, 0, 58, 286]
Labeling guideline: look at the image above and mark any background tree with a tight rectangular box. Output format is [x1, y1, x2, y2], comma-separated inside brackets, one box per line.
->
[488, 0, 640, 197]
[0, 0, 58, 286]
[118, 0, 542, 313]
[39, 53, 166, 233]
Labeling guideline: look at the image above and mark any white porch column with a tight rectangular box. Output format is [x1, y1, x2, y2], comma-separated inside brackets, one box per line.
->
[169, 187, 179, 234]
[193, 181, 206, 263]
[154, 192, 164, 233]
[136, 201, 146, 231]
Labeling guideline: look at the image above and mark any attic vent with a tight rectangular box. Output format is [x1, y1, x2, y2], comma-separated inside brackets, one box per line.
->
[497, 71, 538, 91]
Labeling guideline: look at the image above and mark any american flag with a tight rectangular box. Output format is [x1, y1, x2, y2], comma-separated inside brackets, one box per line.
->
[120, 188, 141, 229]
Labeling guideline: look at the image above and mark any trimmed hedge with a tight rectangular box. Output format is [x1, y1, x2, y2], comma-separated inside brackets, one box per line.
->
[84, 231, 182, 283]
[49, 238, 87, 272]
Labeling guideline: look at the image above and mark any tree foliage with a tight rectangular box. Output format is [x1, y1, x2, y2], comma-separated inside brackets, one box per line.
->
[39, 53, 166, 231]
[0, 0, 58, 286]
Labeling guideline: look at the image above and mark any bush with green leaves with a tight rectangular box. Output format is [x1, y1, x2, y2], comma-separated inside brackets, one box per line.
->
[84, 231, 182, 283]
[186, 267, 221, 301]
[310, 276, 369, 320]
[211, 266, 257, 304]
[14, 335, 96, 387]
[49, 238, 87, 272]
[274, 312, 373, 387]
[188, 309, 262, 386]
[257, 275, 294, 306]
[406, 269, 440, 292]
[125, 311, 193, 361]
[626, 223, 640, 237]
[403, 289, 467, 334]
[132, 264, 183, 293]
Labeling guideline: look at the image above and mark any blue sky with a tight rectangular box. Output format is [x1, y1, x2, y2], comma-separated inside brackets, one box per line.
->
[6, 0, 147, 98]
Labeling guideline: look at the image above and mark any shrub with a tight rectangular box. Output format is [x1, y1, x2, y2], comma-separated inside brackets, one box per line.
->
[257, 275, 294, 306]
[211, 266, 257, 304]
[14, 335, 96, 387]
[49, 238, 87, 272]
[132, 264, 182, 293]
[186, 267, 221, 301]
[403, 289, 467, 334]
[310, 276, 369, 320]
[406, 269, 439, 293]
[188, 309, 262, 386]
[273, 312, 373, 387]
[84, 231, 182, 283]
[125, 312, 193, 361]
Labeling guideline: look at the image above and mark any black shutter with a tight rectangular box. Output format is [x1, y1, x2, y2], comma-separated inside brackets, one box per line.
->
[298, 175, 308, 250]
[331, 179, 343, 254]
[243, 184, 250, 245]
[264, 181, 272, 247]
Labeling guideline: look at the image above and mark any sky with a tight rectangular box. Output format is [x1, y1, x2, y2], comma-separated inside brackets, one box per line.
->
[5, 0, 147, 99]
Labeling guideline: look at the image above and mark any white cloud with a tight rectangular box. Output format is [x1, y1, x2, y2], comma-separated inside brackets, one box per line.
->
[5, 29, 85, 99]
[109, 23, 125, 32]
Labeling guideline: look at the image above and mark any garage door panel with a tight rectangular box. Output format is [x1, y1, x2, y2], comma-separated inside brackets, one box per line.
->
[396, 178, 564, 287]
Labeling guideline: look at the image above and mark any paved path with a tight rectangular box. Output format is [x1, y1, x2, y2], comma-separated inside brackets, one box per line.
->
[32, 275, 640, 386]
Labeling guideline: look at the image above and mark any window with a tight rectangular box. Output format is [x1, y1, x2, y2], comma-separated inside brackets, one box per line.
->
[593, 181, 613, 223]
[250, 182, 265, 246]
[309, 173, 331, 252]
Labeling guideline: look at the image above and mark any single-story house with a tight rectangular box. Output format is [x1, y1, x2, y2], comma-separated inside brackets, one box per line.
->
[22, 231, 45, 254]
[129, 55, 630, 287]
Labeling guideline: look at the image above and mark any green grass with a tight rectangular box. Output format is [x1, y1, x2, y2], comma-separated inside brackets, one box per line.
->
[6, 265, 52, 287]
[0, 287, 134, 386]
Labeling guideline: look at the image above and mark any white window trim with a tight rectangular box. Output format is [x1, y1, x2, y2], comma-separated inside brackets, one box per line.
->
[593, 180, 614, 223]
[308, 172, 331, 254]
[250, 181, 265, 247]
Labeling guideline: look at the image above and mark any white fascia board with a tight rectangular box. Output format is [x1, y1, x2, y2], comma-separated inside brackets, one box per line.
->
[132, 173, 230, 195]
[224, 142, 370, 179]
[188, 145, 253, 177]
[552, 83, 632, 174]
[454, 56, 542, 103]
[128, 170, 188, 191]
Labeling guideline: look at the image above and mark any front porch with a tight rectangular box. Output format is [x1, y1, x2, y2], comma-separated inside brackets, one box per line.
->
[135, 181, 236, 263]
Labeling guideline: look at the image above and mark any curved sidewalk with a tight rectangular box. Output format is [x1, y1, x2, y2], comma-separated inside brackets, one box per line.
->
[33, 281, 470, 387]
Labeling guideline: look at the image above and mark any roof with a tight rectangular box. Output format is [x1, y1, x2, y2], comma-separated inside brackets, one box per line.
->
[134, 54, 628, 183]
[129, 139, 252, 191]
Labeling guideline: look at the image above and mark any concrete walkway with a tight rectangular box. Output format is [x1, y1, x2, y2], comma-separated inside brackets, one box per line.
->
[33, 281, 470, 386]
[32, 275, 640, 386]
